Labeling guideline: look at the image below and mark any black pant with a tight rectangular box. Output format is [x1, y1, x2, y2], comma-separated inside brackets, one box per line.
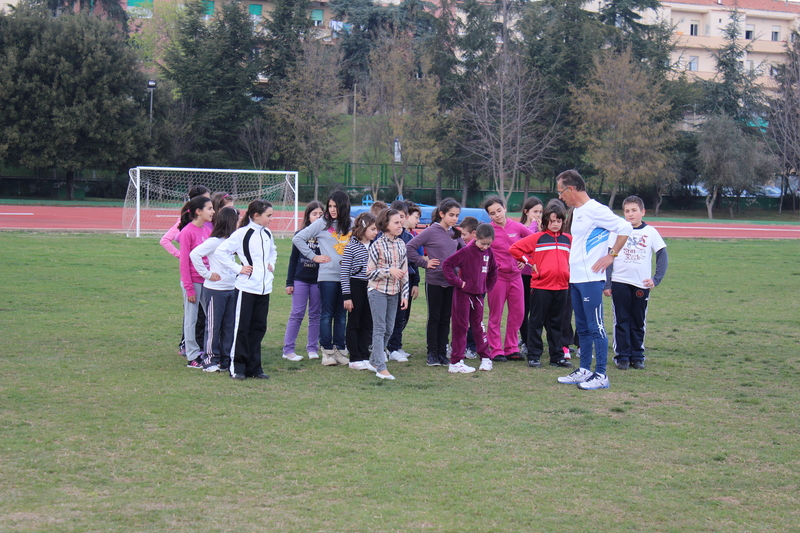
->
[611, 282, 649, 363]
[345, 278, 373, 362]
[387, 289, 413, 352]
[519, 274, 532, 347]
[528, 288, 568, 362]
[195, 301, 206, 350]
[560, 293, 579, 349]
[425, 283, 453, 356]
[232, 291, 270, 377]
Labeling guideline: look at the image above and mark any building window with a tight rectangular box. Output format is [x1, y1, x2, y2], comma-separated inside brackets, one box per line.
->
[311, 9, 324, 27]
[687, 56, 699, 72]
[745, 24, 754, 40]
[772, 26, 780, 42]
[746, 60, 754, 72]
[770, 64, 780, 78]
[690, 20, 699, 36]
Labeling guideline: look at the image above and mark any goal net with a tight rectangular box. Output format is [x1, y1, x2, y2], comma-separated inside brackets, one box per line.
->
[123, 167, 298, 238]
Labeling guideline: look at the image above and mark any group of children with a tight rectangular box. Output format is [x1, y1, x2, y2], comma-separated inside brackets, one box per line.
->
[161, 173, 668, 388]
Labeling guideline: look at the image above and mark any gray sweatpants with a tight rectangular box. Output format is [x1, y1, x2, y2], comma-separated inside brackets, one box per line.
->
[368, 291, 399, 373]
[182, 282, 204, 361]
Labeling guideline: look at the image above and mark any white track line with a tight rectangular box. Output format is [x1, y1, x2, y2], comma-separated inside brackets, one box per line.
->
[0, 212, 34, 215]
[651, 225, 800, 233]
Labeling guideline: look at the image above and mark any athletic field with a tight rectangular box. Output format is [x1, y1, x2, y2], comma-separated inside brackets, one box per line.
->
[1, 230, 798, 532]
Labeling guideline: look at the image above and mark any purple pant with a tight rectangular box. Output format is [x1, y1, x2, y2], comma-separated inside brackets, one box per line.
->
[283, 280, 321, 355]
[487, 276, 525, 357]
[450, 289, 490, 364]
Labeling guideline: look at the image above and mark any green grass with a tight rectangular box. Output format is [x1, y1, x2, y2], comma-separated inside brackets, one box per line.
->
[1, 234, 799, 532]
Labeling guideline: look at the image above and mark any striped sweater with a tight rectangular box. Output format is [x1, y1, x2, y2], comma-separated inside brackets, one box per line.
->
[367, 234, 409, 299]
[340, 237, 371, 299]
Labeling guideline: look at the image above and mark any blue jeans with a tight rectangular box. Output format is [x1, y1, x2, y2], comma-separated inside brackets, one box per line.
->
[570, 281, 608, 375]
[318, 281, 346, 350]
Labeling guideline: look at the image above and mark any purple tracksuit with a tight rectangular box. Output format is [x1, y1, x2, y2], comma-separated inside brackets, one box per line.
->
[442, 241, 498, 363]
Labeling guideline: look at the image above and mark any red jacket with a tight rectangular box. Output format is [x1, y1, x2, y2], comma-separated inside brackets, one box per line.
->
[509, 230, 571, 290]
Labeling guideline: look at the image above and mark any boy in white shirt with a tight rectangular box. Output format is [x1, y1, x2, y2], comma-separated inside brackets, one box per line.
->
[603, 196, 668, 370]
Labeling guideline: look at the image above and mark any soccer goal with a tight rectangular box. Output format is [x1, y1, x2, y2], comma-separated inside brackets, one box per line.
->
[123, 167, 299, 237]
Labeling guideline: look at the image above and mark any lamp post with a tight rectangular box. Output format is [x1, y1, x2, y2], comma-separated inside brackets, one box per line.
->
[147, 80, 157, 136]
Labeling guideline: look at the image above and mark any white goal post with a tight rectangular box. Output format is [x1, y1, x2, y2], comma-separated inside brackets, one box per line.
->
[123, 166, 299, 238]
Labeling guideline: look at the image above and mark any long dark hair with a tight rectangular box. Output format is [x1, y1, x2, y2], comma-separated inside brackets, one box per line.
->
[303, 200, 324, 228]
[209, 207, 239, 239]
[178, 196, 211, 230]
[211, 191, 232, 215]
[520, 196, 543, 227]
[188, 185, 210, 199]
[432, 198, 460, 224]
[239, 199, 272, 228]
[325, 190, 351, 235]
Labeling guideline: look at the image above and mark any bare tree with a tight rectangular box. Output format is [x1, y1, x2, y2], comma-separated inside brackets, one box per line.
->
[458, 52, 560, 205]
[275, 40, 343, 200]
[571, 47, 675, 209]
[363, 32, 443, 198]
[239, 115, 277, 170]
[768, 29, 800, 215]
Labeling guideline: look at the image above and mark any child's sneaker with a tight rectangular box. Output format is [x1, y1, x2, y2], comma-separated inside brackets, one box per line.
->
[186, 358, 203, 369]
[479, 358, 493, 371]
[203, 364, 220, 373]
[426, 352, 441, 367]
[398, 348, 411, 358]
[527, 358, 541, 368]
[562, 346, 571, 360]
[631, 361, 645, 370]
[449, 361, 476, 374]
[282, 353, 303, 362]
[557, 367, 592, 384]
[389, 350, 409, 362]
[307, 352, 319, 360]
[614, 358, 629, 370]
[464, 349, 477, 360]
[332, 347, 349, 365]
[576, 372, 610, 390]
[321, 349, 338, 366]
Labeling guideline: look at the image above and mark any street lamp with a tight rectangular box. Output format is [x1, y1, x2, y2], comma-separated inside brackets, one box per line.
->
[147, 80, 157, 135]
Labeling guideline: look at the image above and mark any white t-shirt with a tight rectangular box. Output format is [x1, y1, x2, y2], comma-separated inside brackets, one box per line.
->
[569, 199, 633, 283]
[608, 223, 666, 289]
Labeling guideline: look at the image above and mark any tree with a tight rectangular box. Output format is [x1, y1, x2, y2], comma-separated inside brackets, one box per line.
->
[274, 41, 343, 200]
[263, 0, 311, 83]
[363, 32, 443, 197]
[457, 0, 496, 95]
[161, 0, 264, 167]
[767, 29, 800, 214]
[697, 114, 778, 219]
[571, 47, 675, 209]
[0, 4, 149, 199]
[701, 8, 765, 128]
[459, 52, 560, 204]
[239, 115, 278, 171]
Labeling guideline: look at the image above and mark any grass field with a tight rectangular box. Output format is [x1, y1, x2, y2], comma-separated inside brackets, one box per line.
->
[1, 233, 799, 532]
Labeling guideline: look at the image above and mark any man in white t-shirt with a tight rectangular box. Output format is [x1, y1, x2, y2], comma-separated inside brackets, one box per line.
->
[603, 196, 668, 370]
[555, 170, 633, 390]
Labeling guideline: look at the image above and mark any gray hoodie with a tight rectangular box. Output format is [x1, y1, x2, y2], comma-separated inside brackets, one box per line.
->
[292, 217, 353, 283]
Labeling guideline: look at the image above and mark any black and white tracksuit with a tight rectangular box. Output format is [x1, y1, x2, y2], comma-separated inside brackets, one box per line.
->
[216, 221, 277, 377]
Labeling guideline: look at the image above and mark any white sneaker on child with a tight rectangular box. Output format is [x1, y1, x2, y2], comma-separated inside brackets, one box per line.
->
[389, 350, 409, 362]
[464, 349, 477, 360]
[479, 359, 493, 371]
[449, 362, 476, 374]
[307, 352, 319, 360]
[282, 353, 303, 362]
[557, 367, 593, 384]
[398, 348, 411, 358]
[203, 364, 219, 373]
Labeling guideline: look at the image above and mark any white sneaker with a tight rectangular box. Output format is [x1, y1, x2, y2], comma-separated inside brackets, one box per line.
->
[203, 364, 220, 373]
[449, 362, 476, 374]
[332, 347, 349, 365]
[282, 353, 303, 362]
[464, 349, 477, 359]
[563, 347, 571, 360]
[307, 352, 319, 360]
[577, 372, 610, 390]
[349, 361, 368, 370]
[375, 371, 395, 380]
[339, 347, 350, 357]
[479, 358, 493, 371]
[389, 350, 409, 362]
[321, 349, 338, 366]
[557, 367, 593, 384]
[398, 348, 411, 358]
[446, 344, 452, 356]
[520, 343, 528, 356]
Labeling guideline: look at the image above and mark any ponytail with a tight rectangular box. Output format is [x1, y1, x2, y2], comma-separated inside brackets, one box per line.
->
[178, 196, 211, 230]
[239, 199, 273, 228]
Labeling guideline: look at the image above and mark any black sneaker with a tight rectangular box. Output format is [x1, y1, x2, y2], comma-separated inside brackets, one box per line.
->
[631, 361, 645, 370]
[615, 359, 630, 370]
[231, 373, 246, 380]
[549, 359, 573, 368]
[507, 352, 524, 361]
[438, 353, 450, 366]
[527, 358, 541, 368]
[494, 355, 508, 362]
[426, 352, 441, 367]
[253, 373, 270, 380]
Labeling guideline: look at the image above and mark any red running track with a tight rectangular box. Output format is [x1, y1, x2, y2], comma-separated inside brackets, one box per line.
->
[0, 205, 799, 239]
